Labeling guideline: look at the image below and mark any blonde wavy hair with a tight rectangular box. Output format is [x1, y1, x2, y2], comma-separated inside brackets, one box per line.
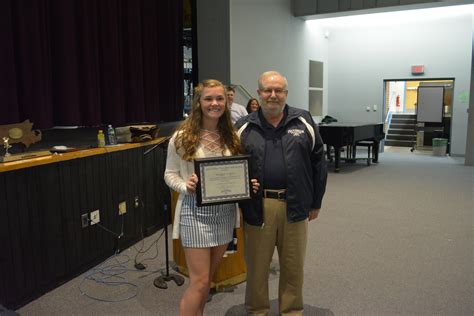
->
[175, 79, 241, 161]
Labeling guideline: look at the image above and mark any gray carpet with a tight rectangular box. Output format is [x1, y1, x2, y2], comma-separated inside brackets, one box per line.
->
[17, 148, 473, 315]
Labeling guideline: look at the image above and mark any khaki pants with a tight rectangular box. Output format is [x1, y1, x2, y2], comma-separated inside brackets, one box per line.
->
[244, 198, 308, 316]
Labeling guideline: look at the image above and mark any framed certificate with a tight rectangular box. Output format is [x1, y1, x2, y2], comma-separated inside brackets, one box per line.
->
[194, 155, 251, 206]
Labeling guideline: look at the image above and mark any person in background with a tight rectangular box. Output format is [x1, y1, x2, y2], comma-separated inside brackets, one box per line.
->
[235, 71, 327, 315]
[246, 98, 260, 113]
[164, 79, 259, 316]
[226, 86, 248, 124]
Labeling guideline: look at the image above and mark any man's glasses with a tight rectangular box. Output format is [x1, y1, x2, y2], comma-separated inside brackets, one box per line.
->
[260, 88, 287, 96]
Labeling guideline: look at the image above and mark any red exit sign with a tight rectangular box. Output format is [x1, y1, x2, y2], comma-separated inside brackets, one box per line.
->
[411, 65, 424, 75]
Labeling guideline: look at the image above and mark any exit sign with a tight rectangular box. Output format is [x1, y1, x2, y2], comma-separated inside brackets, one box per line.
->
[411, 65, 424, 75]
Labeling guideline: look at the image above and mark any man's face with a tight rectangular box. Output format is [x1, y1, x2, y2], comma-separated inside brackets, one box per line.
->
[226, 91, 235, 107]
[257, 74, 288, 117]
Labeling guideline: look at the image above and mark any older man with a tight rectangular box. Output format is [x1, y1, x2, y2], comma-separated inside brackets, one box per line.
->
[235, 71, 327, 315]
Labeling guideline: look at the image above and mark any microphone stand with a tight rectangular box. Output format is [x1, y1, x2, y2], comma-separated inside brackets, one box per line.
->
[153, 203, 184, 289]
[144, 141, 184, 289]
[143, 143, 159, 156]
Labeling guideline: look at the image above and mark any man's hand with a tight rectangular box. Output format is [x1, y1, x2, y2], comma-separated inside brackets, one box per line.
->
[250, 178, 260, 194]
[308, 208, 320, 221]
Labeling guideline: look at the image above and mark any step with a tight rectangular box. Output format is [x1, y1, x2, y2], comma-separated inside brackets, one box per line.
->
[390, 122, 416, 129]
[386, 134, 416, 141]
[391, 113, 416, 119]
[387, 128, 416, 135]
[384, 139, 415, 147]
[391, 118, 417, 124]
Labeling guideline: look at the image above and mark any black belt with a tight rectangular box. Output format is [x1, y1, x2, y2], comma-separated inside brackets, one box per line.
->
[263, 189, 286, 200]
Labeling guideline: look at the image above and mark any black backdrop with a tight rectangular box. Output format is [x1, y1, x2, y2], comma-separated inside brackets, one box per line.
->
[0, 0, 184, 129]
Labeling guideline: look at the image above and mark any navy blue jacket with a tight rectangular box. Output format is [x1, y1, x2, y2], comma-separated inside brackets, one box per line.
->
[235, 105, 327, 226]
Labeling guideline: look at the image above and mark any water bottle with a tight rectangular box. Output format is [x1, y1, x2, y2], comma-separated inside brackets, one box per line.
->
[97, 130, 105, 147]
[107, 125, 117, 145]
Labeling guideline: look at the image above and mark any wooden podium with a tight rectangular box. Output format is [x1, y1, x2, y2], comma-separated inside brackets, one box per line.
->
[170, 191, 247, 289]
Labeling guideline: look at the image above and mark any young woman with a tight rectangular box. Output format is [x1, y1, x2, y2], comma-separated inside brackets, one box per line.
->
[246, 98, 260, 113]
[164, 79, 258, 315]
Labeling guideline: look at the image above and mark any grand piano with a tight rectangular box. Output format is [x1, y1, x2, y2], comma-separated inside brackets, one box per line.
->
[318, 122, 384, 172]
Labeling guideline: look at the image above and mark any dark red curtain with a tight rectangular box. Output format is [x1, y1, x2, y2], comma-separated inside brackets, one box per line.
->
[0, 0, 183, 129]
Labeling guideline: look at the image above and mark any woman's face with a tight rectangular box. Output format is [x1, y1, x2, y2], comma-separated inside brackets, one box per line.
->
[199, 86, 226, 122]
[249, 100, 259, 112]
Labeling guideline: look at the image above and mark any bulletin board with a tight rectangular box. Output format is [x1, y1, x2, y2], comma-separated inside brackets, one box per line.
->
[416, 86, 444, 123]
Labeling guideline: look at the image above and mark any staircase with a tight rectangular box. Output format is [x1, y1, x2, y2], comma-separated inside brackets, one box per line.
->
[385, 113, 416, 147]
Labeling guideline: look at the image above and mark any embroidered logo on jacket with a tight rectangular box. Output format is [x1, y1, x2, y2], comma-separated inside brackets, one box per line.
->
[287, 129, 304, 136]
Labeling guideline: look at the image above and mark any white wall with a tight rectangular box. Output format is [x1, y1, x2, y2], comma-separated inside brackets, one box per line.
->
[229, 0, 329, 113]
[218, 1, 472, 155]
[310, 10, 472, 155]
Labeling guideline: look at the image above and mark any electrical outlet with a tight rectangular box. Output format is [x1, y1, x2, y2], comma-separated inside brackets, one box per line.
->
[90, 209, 100, 225]
[119, 201, 127, 215]
[81, 213, 89, 228]
[134, 196, 140, 208]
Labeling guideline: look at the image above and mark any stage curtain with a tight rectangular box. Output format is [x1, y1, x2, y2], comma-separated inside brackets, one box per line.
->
[0, 0, 183, 129]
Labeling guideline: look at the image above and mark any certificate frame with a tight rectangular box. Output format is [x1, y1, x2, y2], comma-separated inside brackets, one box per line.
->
[194, 155, 251, 207]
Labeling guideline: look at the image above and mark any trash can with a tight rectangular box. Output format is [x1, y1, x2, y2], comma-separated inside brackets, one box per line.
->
[432, 138, 447, 156]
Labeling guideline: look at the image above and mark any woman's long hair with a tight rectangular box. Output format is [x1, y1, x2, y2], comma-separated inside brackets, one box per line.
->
[175, 79, 241, 161]
[246, 98, 260, 113]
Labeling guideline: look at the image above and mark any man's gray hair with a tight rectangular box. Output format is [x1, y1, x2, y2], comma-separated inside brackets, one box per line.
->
[258, 71, 288, 90]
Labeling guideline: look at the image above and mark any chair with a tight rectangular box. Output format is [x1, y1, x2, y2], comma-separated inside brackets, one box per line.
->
[354, 141, 374, 166]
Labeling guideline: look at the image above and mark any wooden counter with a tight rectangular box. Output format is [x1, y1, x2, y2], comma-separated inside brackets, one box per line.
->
[0, 137, 169, 173]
